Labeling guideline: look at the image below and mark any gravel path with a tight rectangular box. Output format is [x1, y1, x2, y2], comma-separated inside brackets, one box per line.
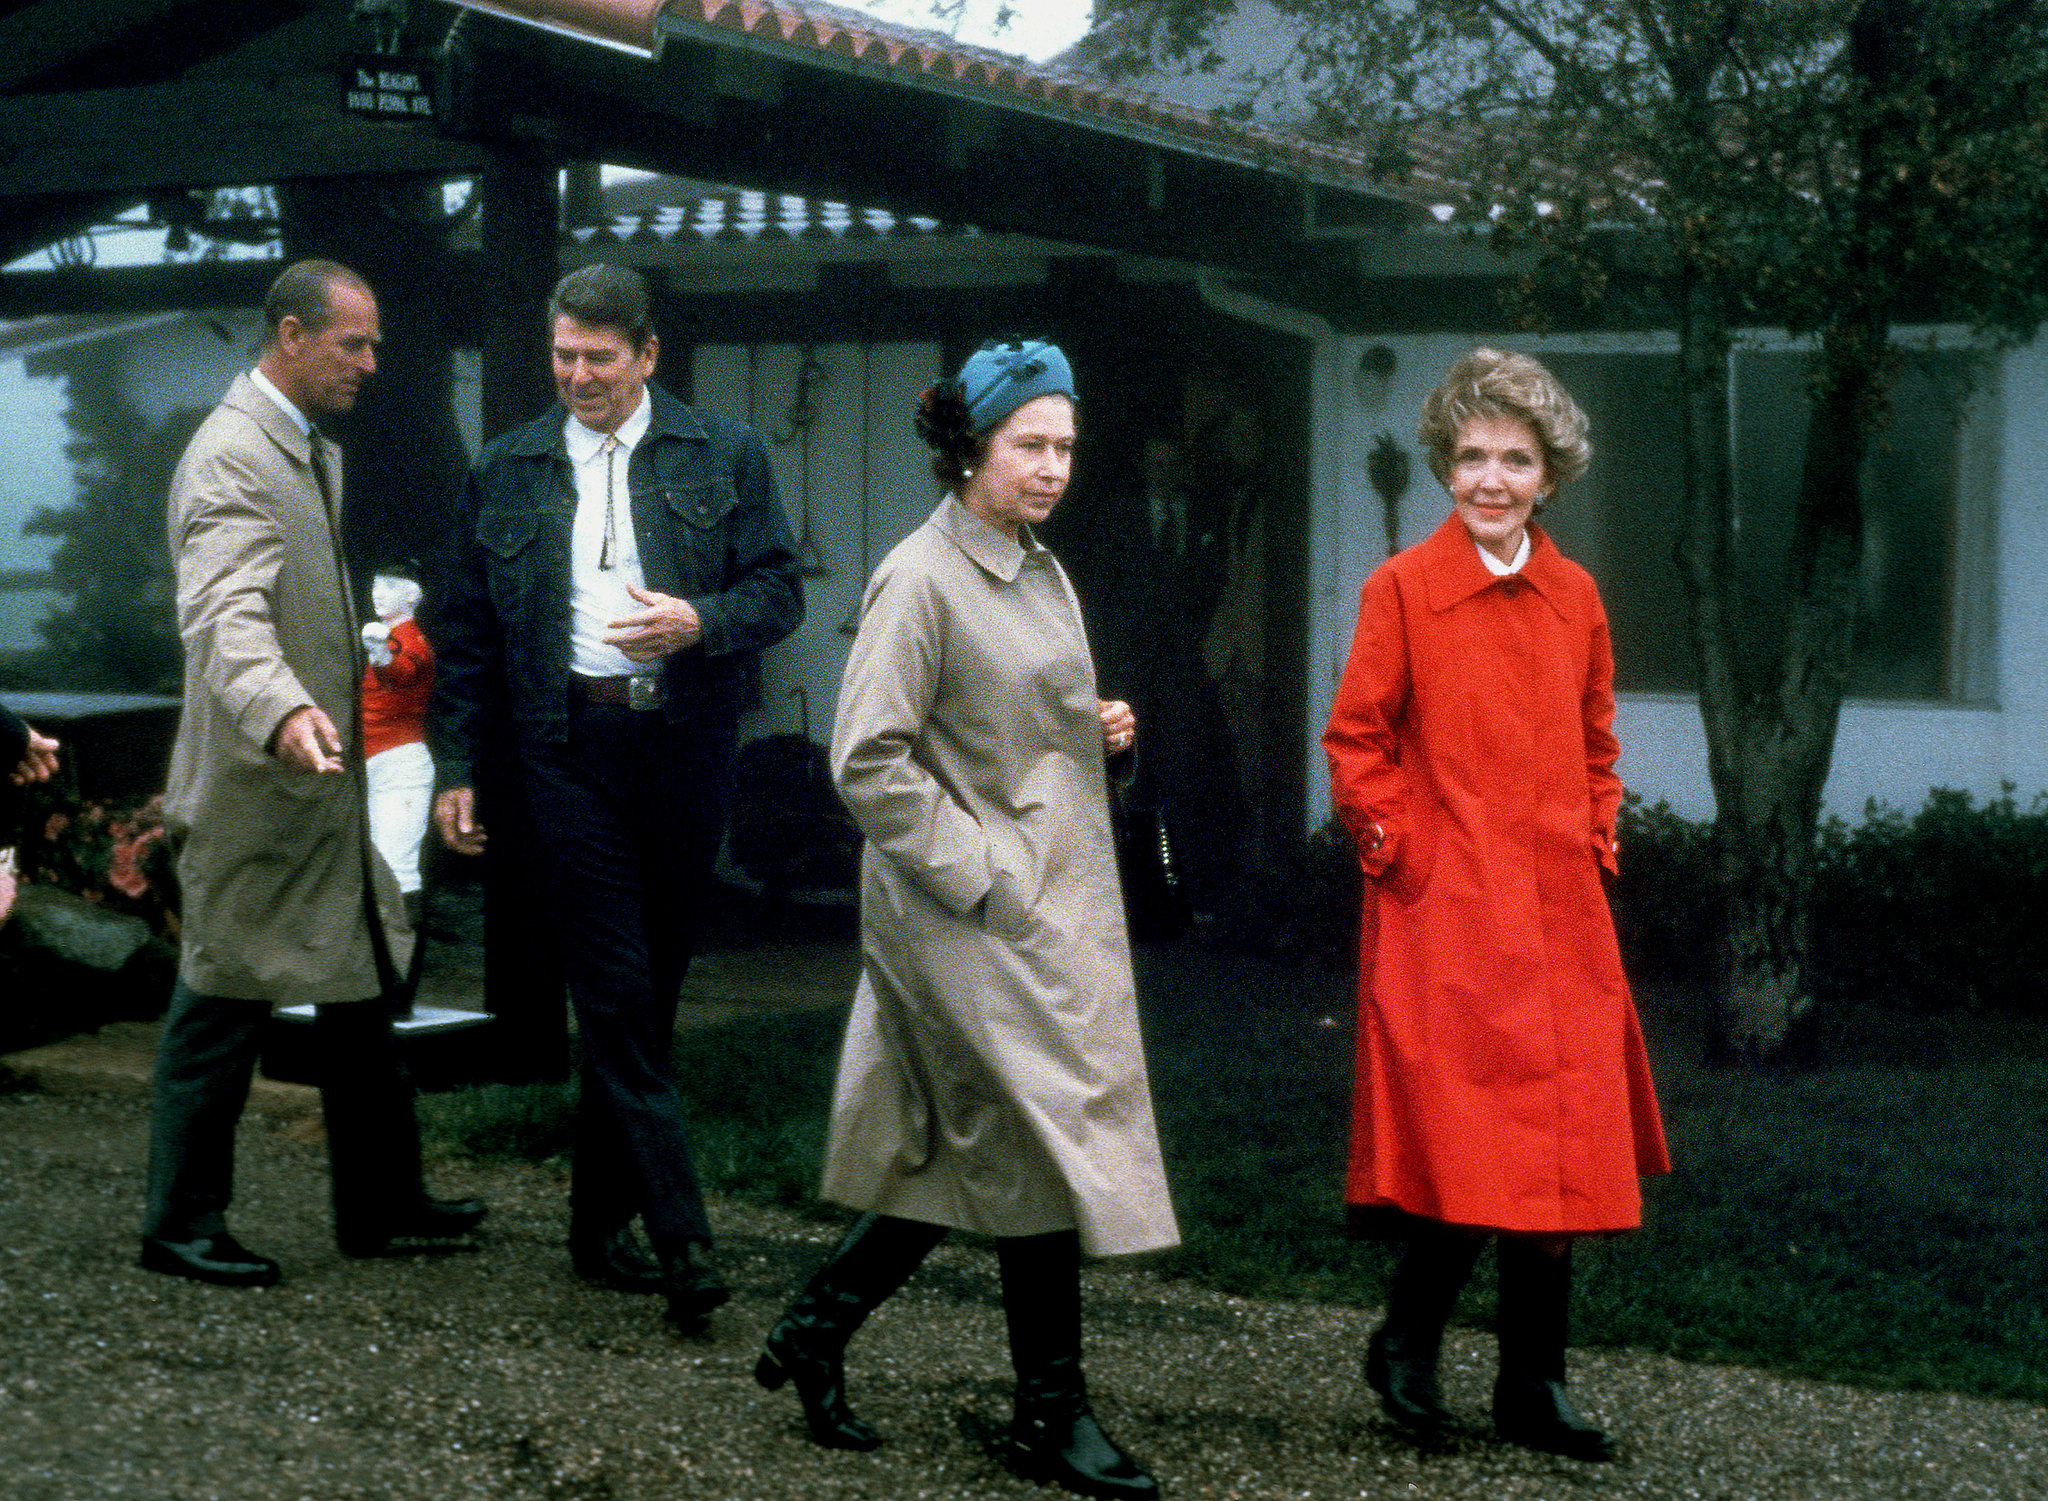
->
[3, 1087, 2043, 1501]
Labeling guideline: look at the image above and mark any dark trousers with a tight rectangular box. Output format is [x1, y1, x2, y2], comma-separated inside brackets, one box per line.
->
[143, 982, 424, 1240]
[518, 693, 731, 1256]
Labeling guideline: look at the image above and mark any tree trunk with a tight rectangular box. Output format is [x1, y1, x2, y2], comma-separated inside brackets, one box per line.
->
[1675, 298, 1876, 1059]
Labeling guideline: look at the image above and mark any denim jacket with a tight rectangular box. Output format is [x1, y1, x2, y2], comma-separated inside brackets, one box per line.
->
[428, 384, 802, 789]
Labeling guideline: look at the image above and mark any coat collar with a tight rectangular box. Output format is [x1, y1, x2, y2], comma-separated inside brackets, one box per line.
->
[1416, 512, 1572, 620]
[224, 371, 319, 467]
[503, 380, 708, 460]
[935, 494, 1043, 583]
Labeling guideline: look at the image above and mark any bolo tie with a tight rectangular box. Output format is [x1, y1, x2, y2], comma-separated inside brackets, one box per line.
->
[599, 434, 620, 569]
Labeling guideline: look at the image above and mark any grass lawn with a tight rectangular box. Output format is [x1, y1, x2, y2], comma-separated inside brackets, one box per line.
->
[422, 941, 2048, 1405]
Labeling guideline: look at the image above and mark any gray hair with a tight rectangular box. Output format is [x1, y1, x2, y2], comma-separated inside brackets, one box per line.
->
[262, 260, 372, 347]
[1417, 347, 1591, 490]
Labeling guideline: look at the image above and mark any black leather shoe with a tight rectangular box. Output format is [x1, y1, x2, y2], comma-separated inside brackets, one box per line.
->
[139, 1233, 281, 1288]
[660, 1245, 730, 1331]
[1493, 1377, 1617, 1462]
[338, 1197, 488, 1258]
[571, 1225, 664, 1294]
[1365, 1321, 1455, 1432]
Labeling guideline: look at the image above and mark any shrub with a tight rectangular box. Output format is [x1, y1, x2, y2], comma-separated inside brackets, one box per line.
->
[14, 789, 178, 938]
[1611, 792, 1719, 989]
[1201, 816, 1361, 968]
[1606, 784, 2048, 1021]
[1809, 785, 2048, 1015]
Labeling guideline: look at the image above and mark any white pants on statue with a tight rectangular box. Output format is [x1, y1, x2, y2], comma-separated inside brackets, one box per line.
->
[366, 739, 434, 895]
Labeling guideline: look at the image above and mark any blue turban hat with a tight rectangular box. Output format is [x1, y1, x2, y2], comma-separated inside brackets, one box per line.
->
[956, 339, 1075, 432]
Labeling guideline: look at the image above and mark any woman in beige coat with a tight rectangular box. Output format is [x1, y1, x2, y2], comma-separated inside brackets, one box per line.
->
[755, 341, 1176, 1500]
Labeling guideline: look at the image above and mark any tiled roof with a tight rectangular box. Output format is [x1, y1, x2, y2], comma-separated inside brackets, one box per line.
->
[447, 0, 1407, 198]
[570, 183, 982, 248]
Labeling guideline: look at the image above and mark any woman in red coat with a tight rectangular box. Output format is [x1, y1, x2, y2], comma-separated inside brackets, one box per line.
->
[1322, 348, 1670, 1461]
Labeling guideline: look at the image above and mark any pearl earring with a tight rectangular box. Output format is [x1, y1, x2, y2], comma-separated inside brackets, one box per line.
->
[961, 468, 975, 479]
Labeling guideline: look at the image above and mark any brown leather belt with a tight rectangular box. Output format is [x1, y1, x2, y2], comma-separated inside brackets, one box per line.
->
[571, 673, 667, 710]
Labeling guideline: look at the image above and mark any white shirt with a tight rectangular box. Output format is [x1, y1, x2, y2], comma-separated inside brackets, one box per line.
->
[565, 390, 653, 677]
[1476, 529, 1532, 576]
[250, 367, 311, 438]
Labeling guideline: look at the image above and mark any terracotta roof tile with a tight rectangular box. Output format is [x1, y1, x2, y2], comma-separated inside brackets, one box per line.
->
[447, 0, 1410, 200]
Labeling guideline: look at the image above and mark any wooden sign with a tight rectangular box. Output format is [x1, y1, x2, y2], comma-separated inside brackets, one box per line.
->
[341, 55, 434, 120]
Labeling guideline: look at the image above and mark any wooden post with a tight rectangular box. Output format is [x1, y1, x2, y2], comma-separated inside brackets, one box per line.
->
[479, 148, 559, 440]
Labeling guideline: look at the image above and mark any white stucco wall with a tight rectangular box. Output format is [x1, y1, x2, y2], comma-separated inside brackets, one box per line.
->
[1303, 328, 2048, 831]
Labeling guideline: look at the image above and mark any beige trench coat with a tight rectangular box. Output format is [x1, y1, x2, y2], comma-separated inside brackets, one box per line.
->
[162, 374, 411, 1004]
[821, 497, 1179, 1257]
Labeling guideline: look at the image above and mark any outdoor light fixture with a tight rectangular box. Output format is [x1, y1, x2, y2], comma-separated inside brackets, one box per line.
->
[1355, 343, 1397, 409]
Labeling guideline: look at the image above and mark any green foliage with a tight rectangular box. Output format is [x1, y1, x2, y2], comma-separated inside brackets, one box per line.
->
[670, 1008, 841, 1205]
[426, 948, 2048, 1401]
[419, 1009, 845, 1202]
[1809, 785, 2048, 1016]
[420, 1079, 577, 1163]
[1083, 0, 2048, 343]
[26, 342, 197, 692]
[1609, 785, 2048, 1021]
[1610, 792, 1719, 990]
[1199, 816, 1361, 968]
[1612, 1041, 2048, 1399]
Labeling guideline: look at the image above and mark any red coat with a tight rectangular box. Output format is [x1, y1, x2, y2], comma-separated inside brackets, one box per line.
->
[1323, 515, 1669, 1234]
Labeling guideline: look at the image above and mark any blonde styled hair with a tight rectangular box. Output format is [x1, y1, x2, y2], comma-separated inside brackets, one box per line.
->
[1417, 348, 1591, 491]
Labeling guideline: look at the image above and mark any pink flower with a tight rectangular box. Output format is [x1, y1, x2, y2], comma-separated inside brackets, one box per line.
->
[43, 812, 69, 841]
[108, 826, 162, 900]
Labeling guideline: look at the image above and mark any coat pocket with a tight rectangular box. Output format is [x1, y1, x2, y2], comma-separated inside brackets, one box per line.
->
[475, 509, 542, 617]
[1379, 817, 1438, 904]
[662, 479, 738, 592]
[663, 479, 738, 531]
[978, 856, 1044, 942]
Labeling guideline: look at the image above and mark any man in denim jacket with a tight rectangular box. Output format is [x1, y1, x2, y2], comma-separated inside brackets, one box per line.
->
[429, 264, 801, 1328]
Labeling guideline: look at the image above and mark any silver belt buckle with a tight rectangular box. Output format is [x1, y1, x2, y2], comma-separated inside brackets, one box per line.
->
[627, 673, 666, 712]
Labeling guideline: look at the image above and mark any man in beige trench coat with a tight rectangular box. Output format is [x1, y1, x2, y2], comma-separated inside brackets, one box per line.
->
[140, 260, 483, 1288]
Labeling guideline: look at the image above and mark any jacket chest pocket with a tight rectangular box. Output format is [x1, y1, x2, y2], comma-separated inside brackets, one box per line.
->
[475, 509, 549, 618]
[662, 478, 737, 590]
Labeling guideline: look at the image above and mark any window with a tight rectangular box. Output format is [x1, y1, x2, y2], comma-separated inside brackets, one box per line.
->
[1538, 345, 1992, 702]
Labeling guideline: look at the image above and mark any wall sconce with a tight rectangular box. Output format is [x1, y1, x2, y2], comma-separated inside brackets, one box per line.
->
[1354, 343, 1397, 410]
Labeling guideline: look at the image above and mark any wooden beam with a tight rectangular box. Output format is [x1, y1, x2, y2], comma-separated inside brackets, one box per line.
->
[0, 72, 491, 196]
[0, 0, 280, 94]
[0, 255, 487, 320]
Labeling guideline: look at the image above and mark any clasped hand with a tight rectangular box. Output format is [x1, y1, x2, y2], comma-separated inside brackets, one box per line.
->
[605, 583, 701, 661]
[1098, 699, 1136, 755]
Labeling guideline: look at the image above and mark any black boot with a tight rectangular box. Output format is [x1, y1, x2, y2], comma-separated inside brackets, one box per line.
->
[1492, 1239, 1616, 1462]
[754, 1213, 947, 1450]
[999, 1230, 1158, 1500]
[1364, 1221, 1485, 1433]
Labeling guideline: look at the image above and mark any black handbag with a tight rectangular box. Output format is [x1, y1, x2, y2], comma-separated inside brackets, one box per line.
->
[1111, 781, 1192, 943]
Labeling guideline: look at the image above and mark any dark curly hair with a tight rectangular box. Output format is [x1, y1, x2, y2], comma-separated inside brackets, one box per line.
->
[914, 378, 987, 489]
